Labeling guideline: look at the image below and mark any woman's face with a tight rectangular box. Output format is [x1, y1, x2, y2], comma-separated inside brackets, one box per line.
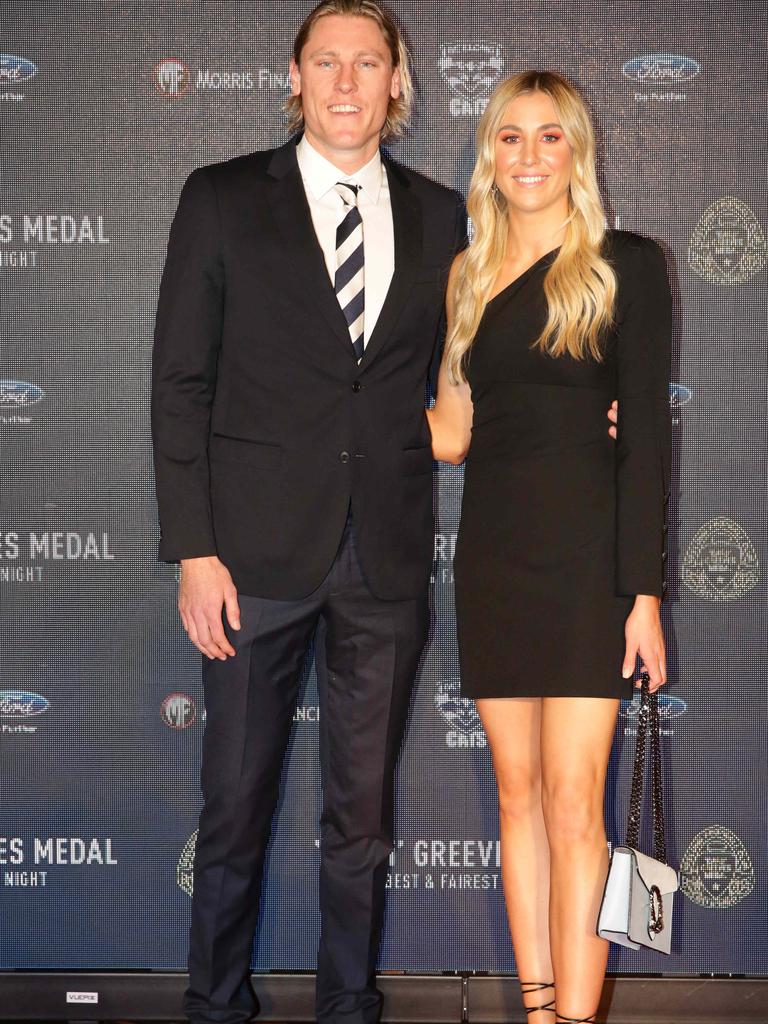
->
[493, 90, 573, 218]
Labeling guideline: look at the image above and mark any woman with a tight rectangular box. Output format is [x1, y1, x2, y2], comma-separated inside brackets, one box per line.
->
[427, 72, 671, 1023]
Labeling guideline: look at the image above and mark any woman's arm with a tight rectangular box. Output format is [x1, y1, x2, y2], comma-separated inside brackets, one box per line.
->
[614, 236, 673, 690]
[426, 253, 474, 464]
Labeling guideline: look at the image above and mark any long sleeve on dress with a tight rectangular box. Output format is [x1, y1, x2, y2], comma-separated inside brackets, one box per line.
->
[614, 236, 672, 597]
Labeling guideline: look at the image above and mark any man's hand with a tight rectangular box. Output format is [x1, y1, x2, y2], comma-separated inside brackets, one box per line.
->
[178, 555, 241, 660]
[608, 399, 618, 440]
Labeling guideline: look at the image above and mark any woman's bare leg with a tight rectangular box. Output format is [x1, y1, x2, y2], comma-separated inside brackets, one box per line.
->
[476, 697, 554, 1021]
[540, 697, 620, 1021]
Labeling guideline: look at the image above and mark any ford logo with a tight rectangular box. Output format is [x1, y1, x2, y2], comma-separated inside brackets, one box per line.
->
[622, 54, 701, 84]
[670, 383, 692, 410]
[0, 380, 45, 409]
[0, 690, 50, 718]
[0, 55, 38, 83]
[620, 693, 687, 719]
[658, 694, 688, 718]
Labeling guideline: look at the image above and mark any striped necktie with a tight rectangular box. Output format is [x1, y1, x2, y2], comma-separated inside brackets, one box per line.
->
[333, 181, 365, 361]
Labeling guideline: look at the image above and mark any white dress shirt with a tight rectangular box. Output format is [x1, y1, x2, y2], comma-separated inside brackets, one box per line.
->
[296, 136, 395, 347]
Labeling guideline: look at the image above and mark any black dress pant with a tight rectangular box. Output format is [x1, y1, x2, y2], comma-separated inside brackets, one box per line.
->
[184, 518, 429, 1024]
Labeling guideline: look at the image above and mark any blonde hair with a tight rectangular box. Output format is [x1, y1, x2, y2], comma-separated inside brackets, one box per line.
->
[284, 0, 413, 141]
[446, 70, 616, 384]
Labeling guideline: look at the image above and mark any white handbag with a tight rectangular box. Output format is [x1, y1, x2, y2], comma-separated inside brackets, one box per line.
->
[598, 676, 679, 954]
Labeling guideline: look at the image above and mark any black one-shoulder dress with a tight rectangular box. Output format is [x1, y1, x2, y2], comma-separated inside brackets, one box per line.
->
[453, 231, 672, 699]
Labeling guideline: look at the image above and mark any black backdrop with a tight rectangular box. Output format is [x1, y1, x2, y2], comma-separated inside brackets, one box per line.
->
[1, 0, 765, 979]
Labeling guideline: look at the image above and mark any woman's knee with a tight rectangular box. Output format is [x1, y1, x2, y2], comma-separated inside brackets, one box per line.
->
[541, 778, 605, 846]
[496, 767, 542, 823]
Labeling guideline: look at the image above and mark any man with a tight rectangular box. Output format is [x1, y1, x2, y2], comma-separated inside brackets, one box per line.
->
[152, 2, 465, 1022]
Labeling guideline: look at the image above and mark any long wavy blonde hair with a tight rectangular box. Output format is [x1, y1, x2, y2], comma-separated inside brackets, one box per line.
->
[446, 71, 616, 384]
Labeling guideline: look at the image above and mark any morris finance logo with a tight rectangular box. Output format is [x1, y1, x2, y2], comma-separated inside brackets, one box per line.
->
[177, 830, 197, 896]
[0, 55, 38, 103]
[681, 518, 759, 602]
[160, 692, 196, 729]
[680, 827, 755, 909]
[688, 198, 766, 286]
[624, 54, 699, 103]
[439, 42, 503, 116]
[152, 58, 288, 98]
[294, 703, 319, 723]
[435, 679, 486, 749]
[154, 58, 191, 98]
[669, 383, 692, 426]
[432, 531, 456, 584]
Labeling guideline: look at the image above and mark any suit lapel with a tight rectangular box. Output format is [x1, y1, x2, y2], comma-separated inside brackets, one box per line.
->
[266, 141, 356, 357]
[264, 142, 424, 368]
[360, 157, 422, 369]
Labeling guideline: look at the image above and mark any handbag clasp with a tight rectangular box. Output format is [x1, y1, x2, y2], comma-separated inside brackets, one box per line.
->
[649, 884, 664, 935]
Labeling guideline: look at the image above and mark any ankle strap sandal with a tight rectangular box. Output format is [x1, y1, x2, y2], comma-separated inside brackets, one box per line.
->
[555, 1014, 596, 1023]
[521, 981, 555, 1015]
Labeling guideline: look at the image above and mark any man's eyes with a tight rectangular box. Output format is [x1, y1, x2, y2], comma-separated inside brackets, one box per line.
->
[316, 60, 379, 69]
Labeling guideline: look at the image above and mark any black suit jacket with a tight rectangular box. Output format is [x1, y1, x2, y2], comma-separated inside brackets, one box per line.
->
[151, 139, 466, 599]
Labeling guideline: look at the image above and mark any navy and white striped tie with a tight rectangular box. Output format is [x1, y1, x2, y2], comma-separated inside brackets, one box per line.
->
[334, 182, 365, 361]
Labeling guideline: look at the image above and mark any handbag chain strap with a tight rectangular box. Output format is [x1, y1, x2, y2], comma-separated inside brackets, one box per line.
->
[625, 673, 667, 864]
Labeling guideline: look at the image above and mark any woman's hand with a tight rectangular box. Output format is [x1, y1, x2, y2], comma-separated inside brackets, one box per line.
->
[427, 252, 474, 463]
[622, 594, 667, 692]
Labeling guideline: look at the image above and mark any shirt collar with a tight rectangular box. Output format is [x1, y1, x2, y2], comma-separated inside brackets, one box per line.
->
[296, 135, 385, 204]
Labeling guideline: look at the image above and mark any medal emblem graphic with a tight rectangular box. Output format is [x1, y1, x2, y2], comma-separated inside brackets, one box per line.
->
[688, 198, 766, 285]
[176, 830, 197, 896]
[681, 827, 754, 909]
[681, 518, 759, 601]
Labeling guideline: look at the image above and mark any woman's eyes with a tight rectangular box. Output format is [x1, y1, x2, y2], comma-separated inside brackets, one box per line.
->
[499, 133, 562, 144]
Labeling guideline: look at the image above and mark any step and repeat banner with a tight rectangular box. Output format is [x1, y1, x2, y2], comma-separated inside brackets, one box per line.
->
[1, 0, 766, 978]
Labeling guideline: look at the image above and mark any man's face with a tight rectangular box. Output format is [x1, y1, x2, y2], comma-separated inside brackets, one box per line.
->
[290, 14, 401, 170]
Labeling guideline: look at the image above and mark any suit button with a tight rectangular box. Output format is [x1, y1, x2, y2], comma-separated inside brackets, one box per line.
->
[339, 451, 350, 464]
[352, 380, 362, 393]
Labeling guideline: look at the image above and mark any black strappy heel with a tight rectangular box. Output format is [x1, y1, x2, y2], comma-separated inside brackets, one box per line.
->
[555, 1014, 596, 1023]
[521, 980, 555, 1016]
